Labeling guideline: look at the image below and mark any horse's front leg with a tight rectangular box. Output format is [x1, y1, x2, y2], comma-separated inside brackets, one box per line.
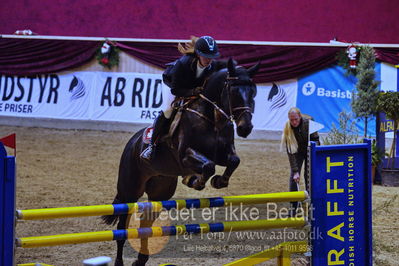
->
[211, 149, 240, 189]
[180, 147, 215, 190]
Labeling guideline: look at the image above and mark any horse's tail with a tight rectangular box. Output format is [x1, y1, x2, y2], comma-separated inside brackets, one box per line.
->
[101, 197, 122, 226]
[102, 129, 146, 226]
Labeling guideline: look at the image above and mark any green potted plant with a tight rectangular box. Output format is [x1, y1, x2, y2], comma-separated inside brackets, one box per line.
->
[351, 45, 379, 138]
[371, 140, 384, 183]
[376, 91, 399, 186]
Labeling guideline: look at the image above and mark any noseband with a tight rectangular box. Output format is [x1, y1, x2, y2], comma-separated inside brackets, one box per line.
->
[224, 74, 253, 122]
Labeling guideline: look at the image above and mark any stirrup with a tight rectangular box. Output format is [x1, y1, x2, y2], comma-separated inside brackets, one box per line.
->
[140, 145, 153, 161]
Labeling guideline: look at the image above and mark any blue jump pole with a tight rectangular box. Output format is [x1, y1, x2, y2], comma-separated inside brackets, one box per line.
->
[0, 142, 16, 266]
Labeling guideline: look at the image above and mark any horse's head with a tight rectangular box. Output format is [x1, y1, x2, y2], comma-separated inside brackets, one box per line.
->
[224, 59, 259, 138]
[203, 58, 259, 138]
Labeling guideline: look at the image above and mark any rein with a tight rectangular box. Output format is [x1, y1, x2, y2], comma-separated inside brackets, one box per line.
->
[182, 72, 253, 126]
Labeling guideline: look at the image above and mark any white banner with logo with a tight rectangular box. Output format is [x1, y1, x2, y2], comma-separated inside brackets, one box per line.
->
[0, 71, 297, 131]
[0, 72, 163, 123]
[252, 80, 297, 130]
[90, 72, 163, 122]
[0, 74, 97, 119]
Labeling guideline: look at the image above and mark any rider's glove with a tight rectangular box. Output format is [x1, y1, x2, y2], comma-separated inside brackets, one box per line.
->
[192, 87, 203, 95]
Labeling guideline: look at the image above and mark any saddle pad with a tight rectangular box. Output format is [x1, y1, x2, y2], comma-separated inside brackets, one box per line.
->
[168, 110, 182, 138]
[142, 126, 153, 144]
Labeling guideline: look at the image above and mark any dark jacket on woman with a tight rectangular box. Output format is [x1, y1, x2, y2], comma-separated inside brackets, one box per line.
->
[163, 54, 228, 97]
[287, 117, 320, 173]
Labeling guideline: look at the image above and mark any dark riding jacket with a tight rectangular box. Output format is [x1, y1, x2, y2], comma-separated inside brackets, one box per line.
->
[287, 117, 320, 173]
[163, 54, 228, 97]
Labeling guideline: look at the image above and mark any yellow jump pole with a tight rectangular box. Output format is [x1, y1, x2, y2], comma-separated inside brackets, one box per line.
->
[17, 191, 308, 220]
[17, 218, 306, 248]
[17, 264, 54, 266]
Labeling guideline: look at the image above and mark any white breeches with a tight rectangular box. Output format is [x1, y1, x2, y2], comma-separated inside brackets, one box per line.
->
[161, 84, 175, 119]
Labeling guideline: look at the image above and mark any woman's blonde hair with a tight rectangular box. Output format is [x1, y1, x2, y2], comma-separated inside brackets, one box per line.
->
[281, 107, 302, 154]
[177, 36, 199, 55]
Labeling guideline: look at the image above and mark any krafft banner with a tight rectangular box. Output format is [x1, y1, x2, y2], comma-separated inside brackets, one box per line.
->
[310, 141, 373, 266]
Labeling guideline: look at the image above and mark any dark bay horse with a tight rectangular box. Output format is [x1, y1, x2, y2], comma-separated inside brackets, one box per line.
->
[103, 59, 259, 266]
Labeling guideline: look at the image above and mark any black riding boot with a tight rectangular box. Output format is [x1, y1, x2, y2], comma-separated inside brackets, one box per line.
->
[140, 112, 168, 161]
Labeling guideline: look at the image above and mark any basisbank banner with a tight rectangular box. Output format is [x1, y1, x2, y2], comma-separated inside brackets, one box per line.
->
[297, 64, 380, 135]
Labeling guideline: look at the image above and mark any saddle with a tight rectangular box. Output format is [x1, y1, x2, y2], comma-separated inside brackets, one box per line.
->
[141, 111, 181, 146]
[142, 96, 197, 147]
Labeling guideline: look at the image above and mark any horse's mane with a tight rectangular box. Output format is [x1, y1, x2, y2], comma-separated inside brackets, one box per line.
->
[202, 65, 253, 101]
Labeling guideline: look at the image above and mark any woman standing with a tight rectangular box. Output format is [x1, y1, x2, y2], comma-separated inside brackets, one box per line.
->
[281, 107, 320, 215]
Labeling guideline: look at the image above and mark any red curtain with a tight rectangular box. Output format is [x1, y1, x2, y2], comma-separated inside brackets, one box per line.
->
[1, 38, 398, 83]
[118, 42, 342, 83]
[0, 38, 98, 75]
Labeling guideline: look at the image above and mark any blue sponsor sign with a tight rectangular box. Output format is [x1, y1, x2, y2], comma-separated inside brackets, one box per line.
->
[310, 141, 372, 266]
[297, 64, 380, 135]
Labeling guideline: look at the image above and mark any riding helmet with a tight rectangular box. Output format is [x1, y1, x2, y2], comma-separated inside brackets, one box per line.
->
[195, 36, 220, 59]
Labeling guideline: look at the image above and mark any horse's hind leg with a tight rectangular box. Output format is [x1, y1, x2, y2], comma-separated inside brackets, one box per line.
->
[131, 176, 178, 266]
[116, 212, 152, 266]
[115, 214, 131, 266]
[132, 211, 160, 266]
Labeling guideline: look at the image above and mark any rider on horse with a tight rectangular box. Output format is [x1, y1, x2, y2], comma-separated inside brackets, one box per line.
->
[141, 35, 230, 161]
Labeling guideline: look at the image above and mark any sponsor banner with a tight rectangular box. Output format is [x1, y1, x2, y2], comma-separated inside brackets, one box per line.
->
[297, 65, 380, 135]
[253, 80, 297, 130]
[310, 142, 372, 266]
[0, 74, 94, 119]
[378, 112, 398, 133]
[0, 71, 297, 131]
[90, 72, 163, 122]
[0, 72, 164, 123]
[380, 62, 398, 92]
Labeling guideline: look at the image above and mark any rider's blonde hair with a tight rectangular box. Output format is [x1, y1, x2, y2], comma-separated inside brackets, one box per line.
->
[177, 36, 199, 55]
[281, 107, 302, 154]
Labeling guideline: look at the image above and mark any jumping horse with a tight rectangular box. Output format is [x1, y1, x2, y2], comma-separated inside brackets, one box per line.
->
[103, 58, 259, 265]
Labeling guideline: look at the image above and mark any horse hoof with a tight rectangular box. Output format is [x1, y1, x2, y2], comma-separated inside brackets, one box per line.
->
[211, 175, 229, 189]
[132, 260, 146, 266]
[192, 179, 206, 191]
[182, 175, 197, 188]
[115, 258, 124, 266]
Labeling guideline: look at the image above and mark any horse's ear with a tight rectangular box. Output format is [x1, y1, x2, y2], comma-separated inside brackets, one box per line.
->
[247, 62, 260, 78]
[227, 58, 236, 76]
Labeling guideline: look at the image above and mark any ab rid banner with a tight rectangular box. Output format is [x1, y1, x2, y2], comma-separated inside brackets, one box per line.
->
[90, 72, 163, 122]
[0, 72, 163, 123]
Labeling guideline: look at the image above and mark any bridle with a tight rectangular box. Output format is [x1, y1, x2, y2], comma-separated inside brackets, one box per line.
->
[183, 71, 254, 125]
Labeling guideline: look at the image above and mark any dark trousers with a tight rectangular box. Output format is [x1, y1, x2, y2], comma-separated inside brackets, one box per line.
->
[289, 153, 309, 212]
